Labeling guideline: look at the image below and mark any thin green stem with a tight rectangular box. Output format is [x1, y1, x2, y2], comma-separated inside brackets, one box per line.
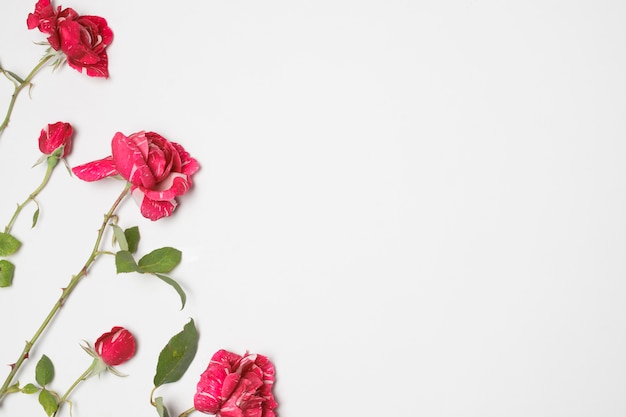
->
[179, 407, 196, 417]
[4, 154, 59, 233]
[0, 183, 131, 403]
[0, 53, 54, 138]
[53, 359, 97, 417]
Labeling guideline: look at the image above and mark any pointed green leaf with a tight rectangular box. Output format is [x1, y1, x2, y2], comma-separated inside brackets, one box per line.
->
[124, 226, 140, 253]
[110, 224, 128, 251]
[38, 389, 58, 416]
[0, 232, 21, 256]
[0, 260, 15, 287]
[35, 355, 54, 386]
[6, 70, 25, 84]
[155, 397, 171, 417]
[139, 247, 182, 274]
[155, 274, 187, 309]
[153, 319, 199, 387]
[31, 208, 40, 228]
[6, 382, 21, 394]
[115, 251, 141, 273]
[22, 383, 39, 394]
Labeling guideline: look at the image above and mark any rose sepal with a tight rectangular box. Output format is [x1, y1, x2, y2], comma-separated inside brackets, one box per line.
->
[80, 342, 127, 378]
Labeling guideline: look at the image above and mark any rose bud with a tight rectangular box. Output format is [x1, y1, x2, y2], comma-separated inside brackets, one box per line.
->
[194, 350, 277, 417]
[94, 326, 136, 366]
[38, 121, 73, 156]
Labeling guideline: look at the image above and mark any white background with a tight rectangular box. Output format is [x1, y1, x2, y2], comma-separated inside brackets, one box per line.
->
[1, 1, 626, 416]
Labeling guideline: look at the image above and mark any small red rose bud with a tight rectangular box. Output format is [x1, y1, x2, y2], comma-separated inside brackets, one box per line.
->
[38, 121, 73, 156]
[94, 326, 136, 366]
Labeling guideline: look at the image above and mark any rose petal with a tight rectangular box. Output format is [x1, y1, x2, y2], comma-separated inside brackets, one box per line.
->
[131, 188, 177, 221]
[172, 142, 200, 177]
[112, 132, 158, 188]
[194, 350, 242, 414]
[141, 173, 191, 202]
[72, 156, 118, 182]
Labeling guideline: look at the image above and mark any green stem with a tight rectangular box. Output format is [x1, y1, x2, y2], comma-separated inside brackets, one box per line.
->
[179, 407, 196, 417]
[0, 53, 54, 138]
[4, 154, 59, 233]
[53, 359, 97, 417]
[0, 183, 131, 403]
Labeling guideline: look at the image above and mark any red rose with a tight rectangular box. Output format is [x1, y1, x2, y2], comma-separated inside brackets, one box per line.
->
[94, 326, 136, 367]
[38, 121, 73, 156]
[72, 131, 200, 221]
[27, 0, 113, 78]
[194, 350, 278, 417]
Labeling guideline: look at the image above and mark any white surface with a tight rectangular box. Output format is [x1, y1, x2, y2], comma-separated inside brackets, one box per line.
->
[1, 1, 626, 416]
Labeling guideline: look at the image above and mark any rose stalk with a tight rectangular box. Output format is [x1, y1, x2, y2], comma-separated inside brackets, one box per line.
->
[0, 55, 55, 137]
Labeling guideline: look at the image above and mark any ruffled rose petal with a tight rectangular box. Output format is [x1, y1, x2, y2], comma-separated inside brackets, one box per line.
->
[112, 131, 157, 188]
[59, 20, 100, 64]
[219, 372, 265, 417]
[173, 142, 200, 177]
[194, 350, 242, 414]
[141, 173, 191, 202]
[27, 0, 52, 30]
[72, 156, 117, 181]
[131, 188, 177, 221]
[77, 15, 114, 52]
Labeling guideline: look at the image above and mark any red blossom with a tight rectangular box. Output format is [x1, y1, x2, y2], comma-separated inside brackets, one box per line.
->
[194, 350, 278, 417]
[72, 131, 199, 221]
[27, 0, 113, 77]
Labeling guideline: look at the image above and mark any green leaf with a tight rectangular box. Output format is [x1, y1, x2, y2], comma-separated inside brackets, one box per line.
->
[35, 355, 54, 386]
[38, 389, 58, 416]
[111, 224, 128, 251]
[6, 382, 21, 394]
[153, 319, 199, 387]
[6, 70, 25, 84]
[155, 274, 187, 309]
[31, 207, 40, 228]
[0, 232, 21, 256]
[115, 251, 141, 273]
[22, 383, 39, 394]
[154, 397, 171, 417]
[139, 247, 181, 274]
[0, 260, 15, 287]
[124, 226, 140, 253]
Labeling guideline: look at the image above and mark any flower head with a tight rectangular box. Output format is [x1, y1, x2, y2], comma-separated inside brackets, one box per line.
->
[94, 326, 136, 367]
[27, 0, 113, 77]
[72, 131, 200, 221]
[38, 121, 73, 156]
[194, 350, 277, 417]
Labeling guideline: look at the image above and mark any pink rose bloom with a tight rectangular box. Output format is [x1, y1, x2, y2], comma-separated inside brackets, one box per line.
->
[194, 350, 278, 417]
[72, 131, 199, 221]
[94, 326, 136, 367]
[27, 0, 113, 78]
[38, 121, 73, 156]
